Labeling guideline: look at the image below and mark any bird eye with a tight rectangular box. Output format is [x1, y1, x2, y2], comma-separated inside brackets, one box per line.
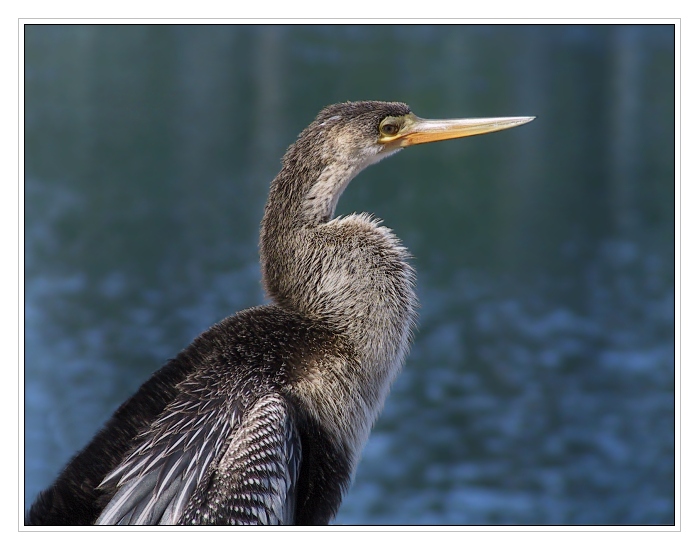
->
[380, 120, 401, 137]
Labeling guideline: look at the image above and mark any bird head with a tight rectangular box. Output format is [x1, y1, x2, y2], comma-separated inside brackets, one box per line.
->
[301, 100, 535, 171]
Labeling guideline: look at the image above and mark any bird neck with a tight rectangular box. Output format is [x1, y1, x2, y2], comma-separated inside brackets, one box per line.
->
[260, 153, 360, 306]
[259, 152, 416, 328]
[259, 155, 417, 452]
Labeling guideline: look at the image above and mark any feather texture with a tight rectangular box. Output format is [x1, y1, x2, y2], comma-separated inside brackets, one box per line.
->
[96, 392, 300, 525]
[27, 102, 420, 526]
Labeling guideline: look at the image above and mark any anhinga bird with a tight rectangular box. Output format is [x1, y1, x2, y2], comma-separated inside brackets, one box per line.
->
[27, 101, 534, 526]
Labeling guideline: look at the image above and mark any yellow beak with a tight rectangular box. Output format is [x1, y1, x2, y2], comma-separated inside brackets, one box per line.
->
[381, 114, 536, 147]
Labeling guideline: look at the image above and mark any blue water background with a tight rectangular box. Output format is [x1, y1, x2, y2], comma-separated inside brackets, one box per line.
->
[24, 24, 675, 525]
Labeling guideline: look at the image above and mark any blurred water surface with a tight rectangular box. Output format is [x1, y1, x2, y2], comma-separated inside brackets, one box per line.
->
[24, 24, 675, 525]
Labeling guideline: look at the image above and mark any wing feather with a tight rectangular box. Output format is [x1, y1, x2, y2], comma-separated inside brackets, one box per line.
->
[179, 393, 301, 525]
[96, 382, 234, 525]
[96, 389, 300, 525]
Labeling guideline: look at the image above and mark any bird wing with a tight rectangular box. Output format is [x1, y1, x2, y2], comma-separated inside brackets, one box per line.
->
[180, 392, 301, 525]
[96, 387, 301, 525]
[95, 376, 234, 525]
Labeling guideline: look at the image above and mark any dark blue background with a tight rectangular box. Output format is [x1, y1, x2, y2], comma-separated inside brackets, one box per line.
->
[24, 24, 675, 525]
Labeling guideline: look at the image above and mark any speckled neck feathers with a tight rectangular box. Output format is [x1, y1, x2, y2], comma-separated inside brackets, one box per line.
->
[259, 101, 417, 452]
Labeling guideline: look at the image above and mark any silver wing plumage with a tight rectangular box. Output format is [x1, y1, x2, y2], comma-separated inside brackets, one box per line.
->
[96, 389, 301, 525]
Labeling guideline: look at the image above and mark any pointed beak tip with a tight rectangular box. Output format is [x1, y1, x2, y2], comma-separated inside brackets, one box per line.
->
[516, 116, 536, 125]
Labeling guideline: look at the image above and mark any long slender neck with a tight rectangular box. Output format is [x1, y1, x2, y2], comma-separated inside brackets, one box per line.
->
[259, 147, 416, 348]
[260, 148, 342, 311]
[260, 137, 367, 310]
[258, 135, 417, 457]
[260, 124, 402, 310]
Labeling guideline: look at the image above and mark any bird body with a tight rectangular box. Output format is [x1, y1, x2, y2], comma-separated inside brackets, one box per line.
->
[27, 101, 533, 525]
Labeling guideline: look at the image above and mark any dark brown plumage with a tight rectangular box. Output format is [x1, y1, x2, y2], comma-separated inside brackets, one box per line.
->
[27, 101, 533, 525]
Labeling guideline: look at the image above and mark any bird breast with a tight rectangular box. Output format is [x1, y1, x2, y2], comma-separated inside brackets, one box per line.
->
[289, 213, 416, 412]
